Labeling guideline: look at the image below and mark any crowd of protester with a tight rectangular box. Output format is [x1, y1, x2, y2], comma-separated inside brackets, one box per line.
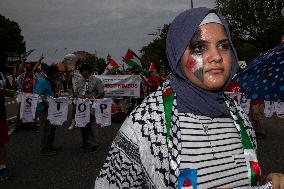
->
[0, 54, 171, 180]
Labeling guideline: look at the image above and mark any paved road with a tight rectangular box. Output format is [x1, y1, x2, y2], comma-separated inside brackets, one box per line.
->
[5, 97, 18, 121]
[0, 101, 284, 188]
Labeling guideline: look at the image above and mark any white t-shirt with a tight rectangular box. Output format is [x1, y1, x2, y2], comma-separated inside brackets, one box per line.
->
[274, 101, 284, 116]
[74, 98, 91, 127]
[47, 97, 72, 125]
[16, 93, 41, 123]
[239, 94, 251, 115]
[92, 98, 113, 127]
[72, 70, 83, 91]
[264, 101, 275, 117]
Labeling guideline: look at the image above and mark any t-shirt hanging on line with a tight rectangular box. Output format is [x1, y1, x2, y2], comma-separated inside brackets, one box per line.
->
[74, 98, 91, 127]
[47, 97, 72, 125]
[92, 98, 113, 127]
[16, 93, 41, 123]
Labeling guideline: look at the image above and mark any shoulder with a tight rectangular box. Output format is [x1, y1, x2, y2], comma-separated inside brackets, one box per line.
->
[225, 94, 257, 150]
[123, 82, 167, 133]
[76, 77, 84, 84]
[91, 75, 103, 82]
[37, 77, 47, 83]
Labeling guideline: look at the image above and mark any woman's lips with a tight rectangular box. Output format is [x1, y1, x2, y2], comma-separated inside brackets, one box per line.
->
[206, 67, 224, 74]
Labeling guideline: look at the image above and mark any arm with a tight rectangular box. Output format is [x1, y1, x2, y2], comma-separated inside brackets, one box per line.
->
[75, 79, 84, 98]
[33, 54, 44, 72]
[16, 55, 26, 77]
[95, 78, 105, 99]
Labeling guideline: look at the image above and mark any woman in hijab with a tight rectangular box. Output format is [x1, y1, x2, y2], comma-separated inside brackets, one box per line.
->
[95, 7, 284, 189]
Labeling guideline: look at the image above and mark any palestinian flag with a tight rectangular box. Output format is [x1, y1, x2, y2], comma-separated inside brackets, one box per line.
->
[123, 49, 142, 68]
[107, 58, 119, 69]
[104, 58, 120, 74]
[182, 177, 193, 189]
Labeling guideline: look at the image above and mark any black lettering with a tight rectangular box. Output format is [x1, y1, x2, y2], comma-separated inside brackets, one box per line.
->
[55, 101, 63, 111]
[100, 104, 107, 113]
[78, 103, 87, 112]
[26, 98, 32, 108]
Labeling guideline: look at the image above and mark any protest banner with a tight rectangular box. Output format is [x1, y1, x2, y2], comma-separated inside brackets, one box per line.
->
[95, 75, 141, 97]
[6, 52, 21, 67]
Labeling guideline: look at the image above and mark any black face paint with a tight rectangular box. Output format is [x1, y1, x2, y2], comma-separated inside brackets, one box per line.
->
[188, 28, 205, 81]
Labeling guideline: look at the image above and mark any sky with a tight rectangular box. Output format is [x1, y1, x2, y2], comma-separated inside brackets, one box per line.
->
[0, 0, 215, 64]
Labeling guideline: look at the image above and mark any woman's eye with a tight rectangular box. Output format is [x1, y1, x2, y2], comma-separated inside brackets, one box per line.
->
[219, 42, 230, 50]
[191, 45, 205, 54]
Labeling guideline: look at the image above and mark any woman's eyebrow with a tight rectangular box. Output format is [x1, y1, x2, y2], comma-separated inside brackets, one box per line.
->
[218, 38, 229, 43]
[189, 39, 206, 46]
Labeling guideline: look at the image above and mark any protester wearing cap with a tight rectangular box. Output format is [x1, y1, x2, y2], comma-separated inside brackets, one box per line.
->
[95, 7, 284, 189]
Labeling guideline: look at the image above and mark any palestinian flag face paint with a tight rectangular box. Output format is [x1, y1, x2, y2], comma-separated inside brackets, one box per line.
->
[187, 54, 204, 81]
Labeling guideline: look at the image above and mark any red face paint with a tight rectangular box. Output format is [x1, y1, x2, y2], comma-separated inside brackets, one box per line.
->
[187, 54, 197, 72]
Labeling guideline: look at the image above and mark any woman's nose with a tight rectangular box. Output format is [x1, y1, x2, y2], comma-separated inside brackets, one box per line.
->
[206, 47, 222, 64]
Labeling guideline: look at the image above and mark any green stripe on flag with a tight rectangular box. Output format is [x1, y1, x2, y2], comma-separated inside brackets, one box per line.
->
[250, 165, 257, 186]
[163, 90, 174, 146]
[125, 60, 140, 68]
[236, 112, 253, 149]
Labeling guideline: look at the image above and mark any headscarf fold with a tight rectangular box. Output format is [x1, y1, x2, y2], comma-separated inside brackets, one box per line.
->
[166, 7, 238, 117]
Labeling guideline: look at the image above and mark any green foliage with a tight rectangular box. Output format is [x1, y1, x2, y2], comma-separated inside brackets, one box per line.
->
[0, 14, 26, 73]
[0, 14, 26, 53]
[216, 0, 284, 62]
[140, 24, 170, 72]
[83, 55, 106, 75]
[96, 58, 107, 74]
[141, 1, 284, 68]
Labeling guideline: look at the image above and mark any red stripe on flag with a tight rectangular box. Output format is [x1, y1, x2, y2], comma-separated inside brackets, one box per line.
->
[163, 88, 173, 97]
[250, 161, 261, 182]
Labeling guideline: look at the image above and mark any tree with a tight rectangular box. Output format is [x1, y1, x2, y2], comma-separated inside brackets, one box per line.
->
[140, 24, 170, 72]
[83, 55, 106, 75]
[216, 0, 284, 62]
[96, 58, 107, 74]
[0, 14, 26, 72]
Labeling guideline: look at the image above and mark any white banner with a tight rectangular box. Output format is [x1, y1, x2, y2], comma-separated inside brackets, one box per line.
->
[95, 75, 141, 97]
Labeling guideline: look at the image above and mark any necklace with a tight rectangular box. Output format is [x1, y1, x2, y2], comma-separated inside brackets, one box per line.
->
[200, 118, 217, 159]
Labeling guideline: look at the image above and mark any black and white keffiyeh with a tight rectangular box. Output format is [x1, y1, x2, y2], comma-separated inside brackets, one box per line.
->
[94, 81, 260, 189]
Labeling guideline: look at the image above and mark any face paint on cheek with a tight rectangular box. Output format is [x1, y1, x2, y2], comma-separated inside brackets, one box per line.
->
[186, 54, 205, 81]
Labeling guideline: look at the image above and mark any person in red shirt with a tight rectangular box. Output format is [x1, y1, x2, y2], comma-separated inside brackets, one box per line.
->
[13, 56, 44, 133]
[111, 99, 126, 124]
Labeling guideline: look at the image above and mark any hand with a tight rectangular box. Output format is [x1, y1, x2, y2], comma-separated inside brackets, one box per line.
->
[267, 173, 284, 189]
[39, 54, 44, 61]
[20, 54, 27, 62]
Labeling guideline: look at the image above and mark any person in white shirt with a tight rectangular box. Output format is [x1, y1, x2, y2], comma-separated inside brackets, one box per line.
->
[76, 63, 104, 151]
[68, 59, 84, 130]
